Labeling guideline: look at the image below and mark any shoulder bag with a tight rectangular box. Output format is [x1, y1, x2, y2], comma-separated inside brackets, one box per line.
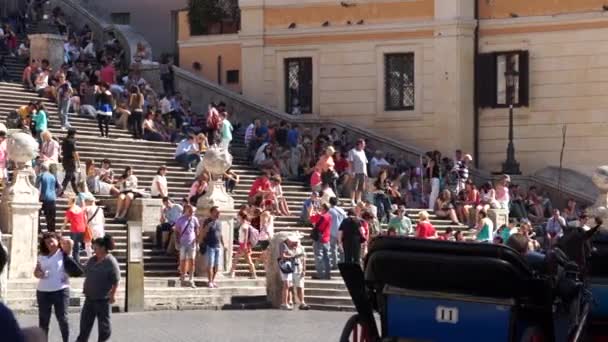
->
[83, 207, 100, 243]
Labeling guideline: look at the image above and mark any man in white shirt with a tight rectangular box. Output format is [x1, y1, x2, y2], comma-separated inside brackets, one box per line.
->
[347, 139, 368, 205]
[546, 209, 566, 247]
[160, 94, 173, 119]
[174, 135, 200, 171]
[369, 150, 391, 178]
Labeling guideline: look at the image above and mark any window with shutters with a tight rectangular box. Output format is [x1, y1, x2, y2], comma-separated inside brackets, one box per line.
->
[384, 53, 415, 111]
[477, 50, 529, 108]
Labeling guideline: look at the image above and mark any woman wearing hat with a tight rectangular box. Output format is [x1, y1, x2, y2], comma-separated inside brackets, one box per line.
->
[84, 196, 105, 257]
[316, 146, 337, 192]
[279, 233, 309, 310]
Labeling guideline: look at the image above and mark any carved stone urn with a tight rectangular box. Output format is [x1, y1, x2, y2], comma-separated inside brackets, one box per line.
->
[196, 145, 234, 212]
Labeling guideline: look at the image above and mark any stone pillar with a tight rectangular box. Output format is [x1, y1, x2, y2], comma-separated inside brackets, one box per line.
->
[239, 0, 265, 104]
[126, 222, 144, 312]
[0, 133, 40, 280]
[0, 169, 40, 279]
[126, 198, 163, 234]
[487, 208, 509, 230]
[266, 232, 291, 308]
[194, 146, 235, 277]
[28, 33, 65, 71]
[432, 0, 476, 156]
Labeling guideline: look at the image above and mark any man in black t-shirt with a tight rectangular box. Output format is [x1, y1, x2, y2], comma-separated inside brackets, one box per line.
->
[275, 121, 289, 148]
[338, 209, 363, 265]
[60, 128, 79, 195]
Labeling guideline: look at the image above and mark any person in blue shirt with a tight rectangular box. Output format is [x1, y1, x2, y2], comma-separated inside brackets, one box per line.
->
[287, 124, 300, 148]
[36, 162, 59, 232]
[255, 121, 269, 144]
[300, 192, 321, 225]
[328, 197, 346, 268]
[156, 197, 184, 250]
[506, 233, 546, 273]
[174, 135, 200, 171]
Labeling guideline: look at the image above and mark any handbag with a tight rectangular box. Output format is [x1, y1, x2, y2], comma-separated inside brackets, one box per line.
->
[310, 215, 324, 242]
[199, 219, 214, 255]
[63, 252, 84, 277]
[84, 207, 100, 243]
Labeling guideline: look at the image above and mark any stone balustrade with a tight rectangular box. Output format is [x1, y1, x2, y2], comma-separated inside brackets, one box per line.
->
[50, 0, 153, 68]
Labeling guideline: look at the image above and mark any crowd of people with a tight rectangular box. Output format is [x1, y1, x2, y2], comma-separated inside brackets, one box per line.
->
[0, 5, 596, 340]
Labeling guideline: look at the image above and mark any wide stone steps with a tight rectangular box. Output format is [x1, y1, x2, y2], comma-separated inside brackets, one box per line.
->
[0, 61, 471, 312]
[5, 277, 267, 313]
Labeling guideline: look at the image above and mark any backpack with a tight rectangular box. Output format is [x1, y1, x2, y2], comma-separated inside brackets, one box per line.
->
[278, 258, 295, 274]
[248, 226, 260, 247]
[6, 110, 22, 129]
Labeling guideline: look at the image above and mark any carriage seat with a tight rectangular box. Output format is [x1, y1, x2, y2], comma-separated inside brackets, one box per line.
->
[364, 237, 550, 301]
[591, 233, 608, 278]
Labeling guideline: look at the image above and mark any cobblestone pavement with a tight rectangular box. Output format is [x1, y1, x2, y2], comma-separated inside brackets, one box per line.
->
[17, 310, 352, 342]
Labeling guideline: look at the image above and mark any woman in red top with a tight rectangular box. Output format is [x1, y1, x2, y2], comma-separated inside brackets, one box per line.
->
[458, 180, 480, 227]
[61, 195, 87, 263]
[316, 146, 337, 192]
[415, 210, 437, 239]
[360, 211, 374, 258]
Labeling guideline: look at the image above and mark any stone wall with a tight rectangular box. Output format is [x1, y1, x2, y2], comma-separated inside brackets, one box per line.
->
[140, 64, 426, 167]
[479, 14, 608, 176]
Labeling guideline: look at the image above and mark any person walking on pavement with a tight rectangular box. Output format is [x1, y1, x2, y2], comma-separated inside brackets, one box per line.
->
[34, 233, 77, 342]
[76, 235, 120, 342]
[328, 197, 346, 269]
[60, 128, 79, 196]
[36, 162, 60, 232]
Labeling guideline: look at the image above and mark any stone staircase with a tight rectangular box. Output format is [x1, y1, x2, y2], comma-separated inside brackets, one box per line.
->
[0, 47, 471, 311]
[5, 277, 267, 313]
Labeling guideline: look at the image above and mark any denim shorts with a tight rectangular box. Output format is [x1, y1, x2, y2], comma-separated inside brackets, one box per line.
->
[206, 247, 221, 267]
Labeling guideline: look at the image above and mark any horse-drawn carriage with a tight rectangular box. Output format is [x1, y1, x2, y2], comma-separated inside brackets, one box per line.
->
[339, 232, 608, 342]
[589, 234, 608, 341]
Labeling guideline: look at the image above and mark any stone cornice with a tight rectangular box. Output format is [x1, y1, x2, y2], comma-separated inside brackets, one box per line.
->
[240, 0, 422, 10]
[178, 33, 241, 48]
[480, 10, 608, 29]
[265, 18, 475, 38]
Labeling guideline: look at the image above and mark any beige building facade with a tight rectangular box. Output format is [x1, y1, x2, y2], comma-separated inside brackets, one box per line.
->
[178, 0, 608, 177]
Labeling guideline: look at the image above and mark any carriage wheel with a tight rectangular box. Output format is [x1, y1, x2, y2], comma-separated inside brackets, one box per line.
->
[520, 326, 545, 342]
[340, 314, 372, 342]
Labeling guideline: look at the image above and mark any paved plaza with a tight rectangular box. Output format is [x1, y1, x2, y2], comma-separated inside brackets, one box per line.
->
[17, 310, 351, 341]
